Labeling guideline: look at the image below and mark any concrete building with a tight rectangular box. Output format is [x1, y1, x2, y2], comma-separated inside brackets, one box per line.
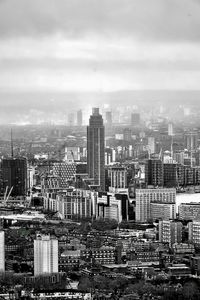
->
[188, 221, 200, 248]
[0, 231, 5, 272]
[52, 162, 76, 188]
[151, 203, 176, 221]
[34, 234, 58, 276]
[87, 108, 105, 190]
[179, 203, 200, 221]
[159, 220, 183, 245]
[1, 158, 27, 196]
[77, 110, 82, 126]
[146, 159, 163, 187]
[131, 113, 140, 126]
[110, 166, 127, 189]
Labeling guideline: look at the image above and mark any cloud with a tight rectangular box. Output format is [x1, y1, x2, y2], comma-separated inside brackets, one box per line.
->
[0, 0, 200, 41]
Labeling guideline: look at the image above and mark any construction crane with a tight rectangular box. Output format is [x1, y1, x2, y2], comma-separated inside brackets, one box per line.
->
[3, 186, 13, 205]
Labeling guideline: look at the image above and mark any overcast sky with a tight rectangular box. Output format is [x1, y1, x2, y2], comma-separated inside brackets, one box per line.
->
[0, 0, 200, 95]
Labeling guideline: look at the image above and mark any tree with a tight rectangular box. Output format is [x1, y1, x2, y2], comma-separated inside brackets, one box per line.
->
[91, 218, 118, 231]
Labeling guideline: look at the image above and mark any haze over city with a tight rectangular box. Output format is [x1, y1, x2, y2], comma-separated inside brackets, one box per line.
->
[1, 0, 200, 123]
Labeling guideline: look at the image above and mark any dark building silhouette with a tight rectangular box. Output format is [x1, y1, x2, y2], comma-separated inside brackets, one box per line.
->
[0, 158, 27, 197]
[146, 159, 163, 187]
[87, 108, 105, 191]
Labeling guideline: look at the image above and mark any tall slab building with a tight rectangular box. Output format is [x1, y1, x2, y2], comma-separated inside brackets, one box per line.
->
[34, 234, 58, 276]
[87, 108, 105, 191]
[0, 231, 5, 272]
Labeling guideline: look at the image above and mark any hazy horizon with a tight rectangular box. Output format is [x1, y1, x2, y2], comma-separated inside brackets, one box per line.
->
[1, 0, 200, 122]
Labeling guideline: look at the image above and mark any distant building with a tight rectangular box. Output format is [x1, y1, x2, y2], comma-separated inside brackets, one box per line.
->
[123, 128, 132, 142]
[0, 231, 5, 272]
[147, 137, 155, 155]
[168, 123, 174, 136]
[105, 111, 112, 126]
[34, 234, 58, 276]
[131, 113, 140, 126]
[87, 108, 105, 190]
[1, 158, 27, 196]
[77, 110, 83, 126]
[159, 220, 183, 245]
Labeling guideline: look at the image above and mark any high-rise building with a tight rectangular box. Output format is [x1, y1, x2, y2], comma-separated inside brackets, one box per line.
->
[0, 158, 27, 196]
[105, 111, 112, 126]
[77, 110, 83, 126]
[34, 234, 58, 276]
[135, 188, 176, 222]
[147, 137, 155, 155]
[159, 220, 183, 245]
[87, 108, 105, 191]
[188, 221, 200, 248]
[146, 159, 163, 187]
[163, 163, 177, 187]
[110, 166, 127, 189]
[131, 113, 140, 126]
[0, 231, 5, 272]
[179, 203, 200, 221]
[53, 162, 76, 188]
[184, 132, 198, 152]
[168, 123, 174, 136]
[151, 203, 176, 221]
[123, 128, 132, 142]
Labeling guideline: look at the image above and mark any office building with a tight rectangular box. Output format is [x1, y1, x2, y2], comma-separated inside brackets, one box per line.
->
[34, 234, 58, 276]
[179, 203, 200, 221]
[168, 123, 173, 136]
[184, 132, 198, 152]
[53, 162, 76, 188]
[0, 231, 5, 272]
[1, 158, 27, 197]
[135, 190, 151, 222]
[159, 220, 183, 245]
[97, 193, 123, 223]
[87, 108, 105, 190]
[77, 110, 82, 126]
[163, 163, 177, 187]
[151, 203, 176, 221]
[147, 137, 155, 154]
[135, 188, 176, 222]
[110, 166, 127, 189]
[188, 221, 200, 248]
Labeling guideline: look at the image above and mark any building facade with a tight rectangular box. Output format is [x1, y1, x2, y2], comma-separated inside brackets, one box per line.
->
[34, 234, 58, 276]
[87, 108, 105, 190]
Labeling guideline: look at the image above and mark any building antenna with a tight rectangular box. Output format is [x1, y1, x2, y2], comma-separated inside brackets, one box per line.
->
[11, 128, 14, 158]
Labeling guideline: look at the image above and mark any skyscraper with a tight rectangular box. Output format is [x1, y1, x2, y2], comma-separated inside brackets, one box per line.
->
[77, 109, 83, 126]
[0, 158, 27, 197]
[0, 231, 5, 272]
[87, 108, 105, 190]
[34, 234, 58, 276]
